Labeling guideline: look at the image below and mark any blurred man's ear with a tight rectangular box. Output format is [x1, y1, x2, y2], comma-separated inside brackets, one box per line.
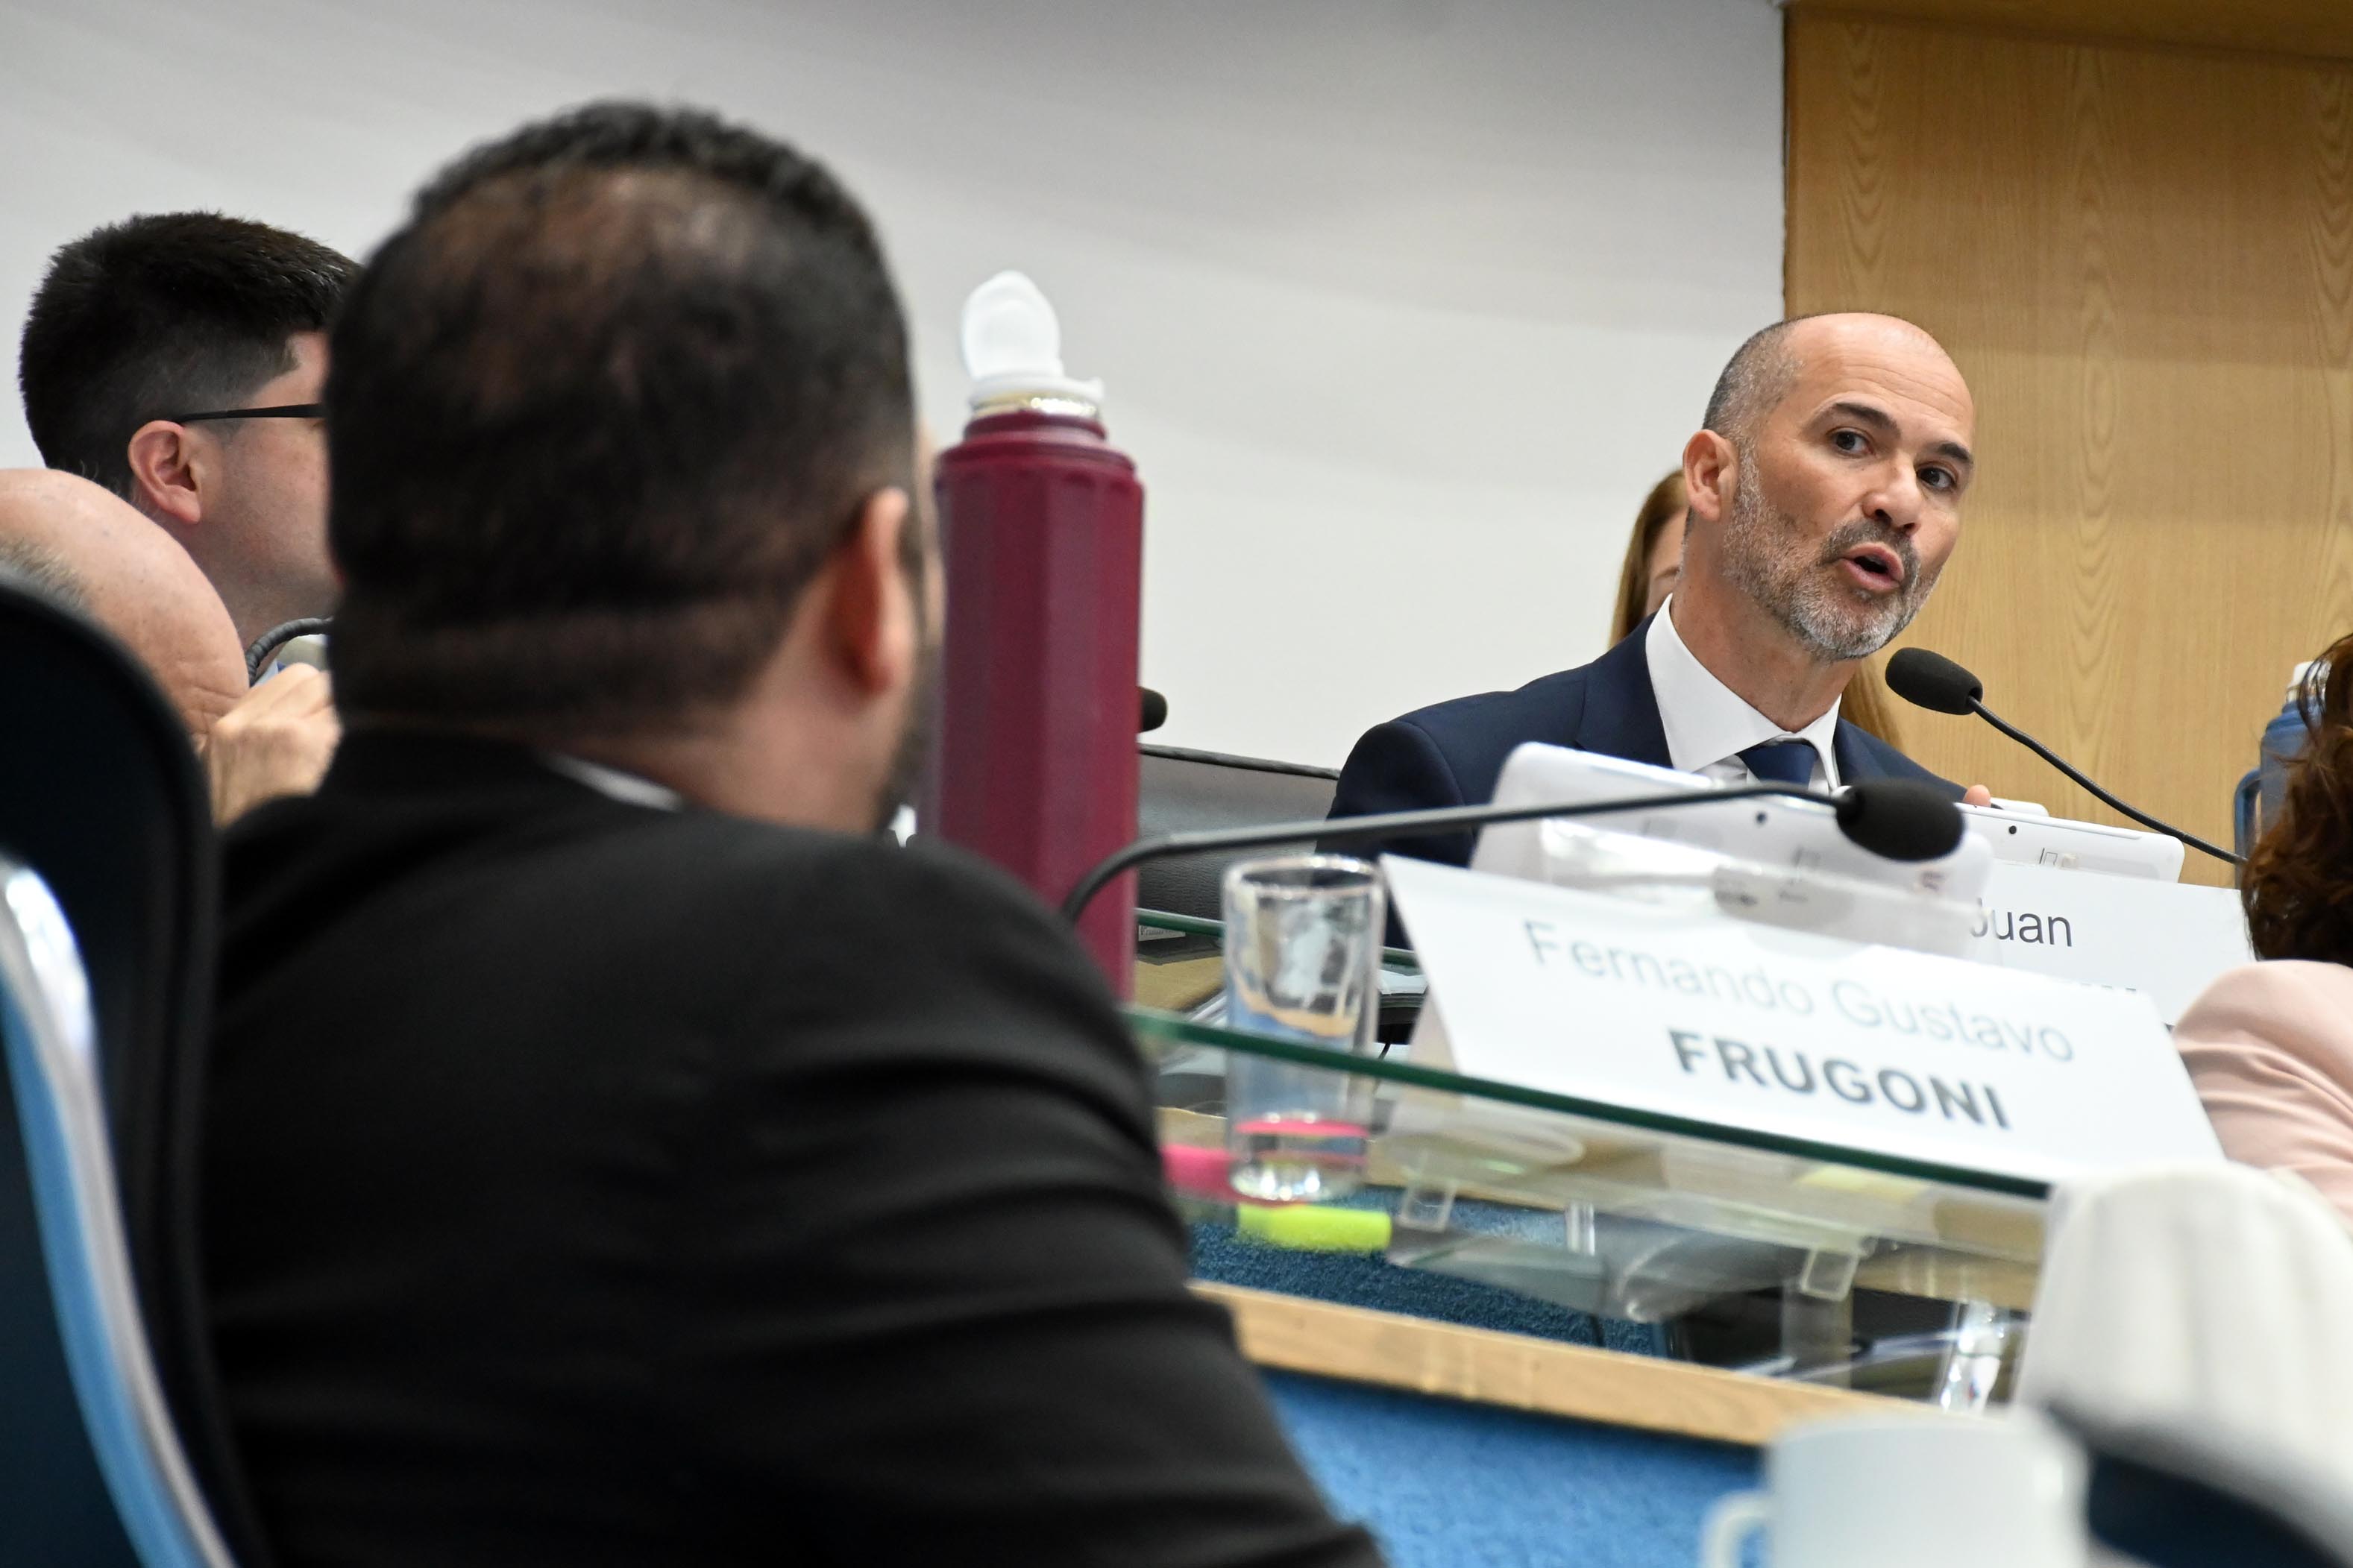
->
[824, 487, 918, 698]
[1681, 428, 1738, 533]
[124, 422, 209, 529]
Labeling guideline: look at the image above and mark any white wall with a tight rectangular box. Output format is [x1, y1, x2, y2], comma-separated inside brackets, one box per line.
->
[0, 0, 1784, 766]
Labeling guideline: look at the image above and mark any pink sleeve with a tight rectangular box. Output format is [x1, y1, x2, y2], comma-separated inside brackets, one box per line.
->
[2177, 962, 2353, 1226]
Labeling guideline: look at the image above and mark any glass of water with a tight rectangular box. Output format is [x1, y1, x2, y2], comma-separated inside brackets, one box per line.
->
[1222, 854, 1384, 1202]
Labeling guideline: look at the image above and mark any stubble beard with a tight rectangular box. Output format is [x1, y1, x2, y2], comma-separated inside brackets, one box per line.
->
[1717, 461, 1940, 663]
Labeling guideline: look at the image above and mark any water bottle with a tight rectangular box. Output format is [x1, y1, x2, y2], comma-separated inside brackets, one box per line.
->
[2235, 660, 2323, 858]
[923, 273, 1146, 992]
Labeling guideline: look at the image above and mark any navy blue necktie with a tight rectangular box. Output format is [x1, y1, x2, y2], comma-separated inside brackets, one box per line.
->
[1737, 739, 1818, 787]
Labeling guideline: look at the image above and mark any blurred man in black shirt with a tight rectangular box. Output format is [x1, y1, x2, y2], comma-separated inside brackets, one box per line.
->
[204, 101, 1380, 1568]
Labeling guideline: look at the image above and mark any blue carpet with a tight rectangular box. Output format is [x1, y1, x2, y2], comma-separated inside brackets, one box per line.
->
[1191, 1220, 1670, 1357]
[1266, 1372, 1756, 1568]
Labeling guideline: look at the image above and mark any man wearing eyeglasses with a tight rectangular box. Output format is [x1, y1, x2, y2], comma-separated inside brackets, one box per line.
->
[18, 212, 353, 651]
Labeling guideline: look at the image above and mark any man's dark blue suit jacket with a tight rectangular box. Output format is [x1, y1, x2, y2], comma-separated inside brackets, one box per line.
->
[1325, 617, 1964, 870]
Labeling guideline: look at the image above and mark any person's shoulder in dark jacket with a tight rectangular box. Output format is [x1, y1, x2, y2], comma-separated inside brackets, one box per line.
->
[1837, 722, 1950, 790]
[548, 825, 1385, 1567]
[692, 821, 1161, 1117]
[685, 835, 1380, 1564]
[210, 769, 1383, 1568]
[1322, 619, 1961, 874]
[1322, 666, 1598, 869]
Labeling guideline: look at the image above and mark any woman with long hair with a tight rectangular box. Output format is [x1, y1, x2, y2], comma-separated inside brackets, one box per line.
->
[1610, 470, 1689, 644]
[1610, 469, 1906, 748]
[2178, 634, 2353, 1221]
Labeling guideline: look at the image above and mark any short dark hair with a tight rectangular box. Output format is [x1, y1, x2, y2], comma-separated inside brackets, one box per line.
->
[1700, 317, 1817, 449]
[325, 101, 917, 734]
[1703, 312, 1946, 449]
[18, 212, 354, 495]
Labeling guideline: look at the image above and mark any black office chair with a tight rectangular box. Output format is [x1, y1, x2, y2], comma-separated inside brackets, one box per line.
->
[0, 576, 267, 1567]
[1135, 743, 1339, 920]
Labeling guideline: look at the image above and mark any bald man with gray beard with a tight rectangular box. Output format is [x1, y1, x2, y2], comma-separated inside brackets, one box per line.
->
[1328, 312, 1991, 871]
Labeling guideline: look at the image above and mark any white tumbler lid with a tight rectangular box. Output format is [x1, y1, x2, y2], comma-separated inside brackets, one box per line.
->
[960, 270, 1105, 415]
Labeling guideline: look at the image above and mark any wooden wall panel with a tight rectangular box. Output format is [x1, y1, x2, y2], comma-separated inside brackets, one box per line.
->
[1787, 11, 2353, 886]
[1790, 0, 2353, 66]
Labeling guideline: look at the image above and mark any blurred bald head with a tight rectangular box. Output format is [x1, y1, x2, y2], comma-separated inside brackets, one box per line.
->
[0, 469, 248, 742]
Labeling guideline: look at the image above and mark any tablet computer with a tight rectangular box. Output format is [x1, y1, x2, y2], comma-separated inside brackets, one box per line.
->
[1958, 803, 2183, 881]
[1471, 742, 1993, 902]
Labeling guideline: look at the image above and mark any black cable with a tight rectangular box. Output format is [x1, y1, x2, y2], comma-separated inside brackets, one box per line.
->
[1888, 646, 2244, 869]
[1970, 699, 2242, 866]
[1067, 784, 1811, 922]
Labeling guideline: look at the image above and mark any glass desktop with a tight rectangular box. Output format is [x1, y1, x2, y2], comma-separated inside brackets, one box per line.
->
[1134, 910, 2040, 1408]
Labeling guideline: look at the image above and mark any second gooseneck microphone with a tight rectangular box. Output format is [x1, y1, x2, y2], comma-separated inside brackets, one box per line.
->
[1885, 647, 2242, 867]
[1060, 776, 1964, 924]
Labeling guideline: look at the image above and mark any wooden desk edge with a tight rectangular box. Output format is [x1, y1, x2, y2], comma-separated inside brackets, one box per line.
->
[1195, 1281, 1912, 1448]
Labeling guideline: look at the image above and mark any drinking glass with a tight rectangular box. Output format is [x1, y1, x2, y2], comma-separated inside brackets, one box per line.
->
[1221, 854, 1383, 1202]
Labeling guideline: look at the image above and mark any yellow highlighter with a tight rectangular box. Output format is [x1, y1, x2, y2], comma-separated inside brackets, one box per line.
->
[1162, 1143, 1391, 1253]
[1237, 1203, 1392, 1253]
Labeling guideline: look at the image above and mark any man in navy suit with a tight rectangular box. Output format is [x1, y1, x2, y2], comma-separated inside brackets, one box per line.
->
[1330, 312, 1991, 869]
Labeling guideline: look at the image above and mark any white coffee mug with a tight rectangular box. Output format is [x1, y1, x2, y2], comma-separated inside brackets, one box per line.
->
[1700, 1411, 2087, 1568]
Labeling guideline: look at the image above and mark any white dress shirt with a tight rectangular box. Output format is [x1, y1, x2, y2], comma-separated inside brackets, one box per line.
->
[1644, 598, 1842, 790]
[542, 752, 685, 812]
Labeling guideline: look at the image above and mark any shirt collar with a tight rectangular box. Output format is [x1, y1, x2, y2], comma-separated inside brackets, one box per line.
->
[541, 752, 685, 812]
[1644, 599, 1843, 787]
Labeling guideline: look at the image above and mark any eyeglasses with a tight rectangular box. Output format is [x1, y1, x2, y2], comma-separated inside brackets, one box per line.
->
[166, 403, 324, 424]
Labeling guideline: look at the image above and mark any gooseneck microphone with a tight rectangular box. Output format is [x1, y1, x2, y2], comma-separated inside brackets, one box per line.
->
[1885, 647, 2242, 867]
[245, 616, 332, 683]
[1059, 776, 1964, 924]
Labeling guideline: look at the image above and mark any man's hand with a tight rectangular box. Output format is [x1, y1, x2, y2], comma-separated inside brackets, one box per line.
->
[203, 665, 341, 823]
[1964, 784, 1994, 807]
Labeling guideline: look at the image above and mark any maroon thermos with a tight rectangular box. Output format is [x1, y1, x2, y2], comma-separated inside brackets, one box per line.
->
[923, 273, 1145, 992]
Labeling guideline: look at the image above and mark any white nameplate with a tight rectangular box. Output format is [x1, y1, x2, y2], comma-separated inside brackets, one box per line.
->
[1383, 855, 2222, 1188]
[1971, 863, 2251, 1024]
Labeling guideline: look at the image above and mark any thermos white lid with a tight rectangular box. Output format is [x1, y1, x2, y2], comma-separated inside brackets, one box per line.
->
[960, 270, 1105, 415]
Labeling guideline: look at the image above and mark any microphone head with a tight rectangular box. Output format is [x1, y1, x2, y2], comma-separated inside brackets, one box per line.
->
[1885, 648, 1984, 716]
[1835, 778, 1966, 863]
[1139, 687, 1169, 734]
